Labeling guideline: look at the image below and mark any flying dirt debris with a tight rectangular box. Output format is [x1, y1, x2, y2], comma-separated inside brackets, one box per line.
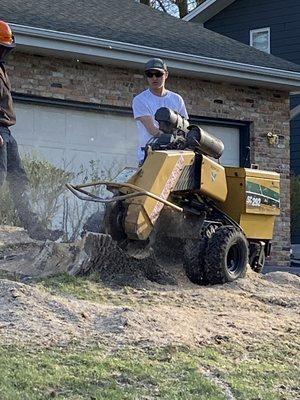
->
[67, 107, 280, 286]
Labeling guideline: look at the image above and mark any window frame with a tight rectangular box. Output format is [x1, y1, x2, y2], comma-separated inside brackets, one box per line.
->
[250, 27, 271, 54]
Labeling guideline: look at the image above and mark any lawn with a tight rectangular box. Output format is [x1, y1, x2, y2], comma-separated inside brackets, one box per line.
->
[0, 339, 298, 399]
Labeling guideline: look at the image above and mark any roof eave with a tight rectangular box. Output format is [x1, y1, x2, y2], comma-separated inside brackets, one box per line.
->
[11, 23, 300, 91]
[183, 0, 236, 23]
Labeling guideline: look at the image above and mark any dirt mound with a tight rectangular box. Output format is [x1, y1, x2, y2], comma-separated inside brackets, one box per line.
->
[0, 279, 128, 347]
[0, 269, 299, 350]
[263, 271, 300, 287]
[0, 226, 299, 351]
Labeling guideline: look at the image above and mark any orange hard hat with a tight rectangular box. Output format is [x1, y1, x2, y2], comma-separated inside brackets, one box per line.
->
[0, 20, 15, 48]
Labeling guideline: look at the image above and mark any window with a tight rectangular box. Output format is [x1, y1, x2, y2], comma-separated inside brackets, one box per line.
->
[250, 28, 270, 53]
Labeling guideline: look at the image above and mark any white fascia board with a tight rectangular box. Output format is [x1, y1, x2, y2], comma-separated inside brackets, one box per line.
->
[183, 0, 236, 22]
[10, 23, 300, 91]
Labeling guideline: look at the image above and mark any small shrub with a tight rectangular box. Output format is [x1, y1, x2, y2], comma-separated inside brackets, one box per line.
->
[0, 181, 20, 226]
[0, 154, 73, 228]
[0, 153, 123, 241]
[23, 154, 74, 227]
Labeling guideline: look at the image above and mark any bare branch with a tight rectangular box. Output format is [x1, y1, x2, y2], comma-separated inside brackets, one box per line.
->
[174, 0, 188, 18]
[156, 0, 168, 12]
[138, 0, 200, 18]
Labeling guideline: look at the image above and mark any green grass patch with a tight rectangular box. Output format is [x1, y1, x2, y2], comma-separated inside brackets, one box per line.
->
[37, 274, 157, 307]
[0, 345, 226, 400]
[36, 274, 126, 305]
[0, 340, 299, 400]
[198, 340, 300, 400]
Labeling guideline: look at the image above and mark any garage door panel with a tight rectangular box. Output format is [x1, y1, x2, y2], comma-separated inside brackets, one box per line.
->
[65, 149, 99, 171]
[95, 125, 125, 152]
[18, 144, 38, 156]
[64, 150, 126, 179]
[95, 115, 137, 152]
[99, 137, 135, 154]
[124, 123, 139, 150]
[65, 150, 125, 172]
[34, 107, 66, 143]
[98, 114, 132, 133]
[38, 146, 66, 166]
[97, 136, 138, 152]
[16, 137, 38, 148]
[66, 112, 98, 146]
[17, 143, 65, 167]
[97, 152, 127, 174]
[13, 104, 35, 139]
[126, 154, 139, 167]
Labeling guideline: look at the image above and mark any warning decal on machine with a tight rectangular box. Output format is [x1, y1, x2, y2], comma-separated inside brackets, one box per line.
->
[149, 155, 185, 224]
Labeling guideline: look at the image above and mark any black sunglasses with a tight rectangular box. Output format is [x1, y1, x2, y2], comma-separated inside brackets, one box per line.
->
[145, 70, 164, 78]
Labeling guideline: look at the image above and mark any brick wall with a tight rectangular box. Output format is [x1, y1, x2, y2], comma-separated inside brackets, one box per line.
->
[7, 52, 290, 265]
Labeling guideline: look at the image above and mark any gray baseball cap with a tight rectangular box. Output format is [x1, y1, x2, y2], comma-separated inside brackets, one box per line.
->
[145, 58, 167, 72]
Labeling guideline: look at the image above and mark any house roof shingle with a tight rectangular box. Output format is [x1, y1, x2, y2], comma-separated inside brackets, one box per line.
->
[1, 0, 300, 73]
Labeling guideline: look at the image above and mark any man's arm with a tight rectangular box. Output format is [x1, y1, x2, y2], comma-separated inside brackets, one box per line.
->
[178, 95, 189, 120]
[136, 116, 160, 136]
[132, 95, 161, 137]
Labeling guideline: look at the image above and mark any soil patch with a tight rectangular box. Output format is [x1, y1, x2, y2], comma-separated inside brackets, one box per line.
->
[0, 226, 299, 351]
[0, 270, 299, 350]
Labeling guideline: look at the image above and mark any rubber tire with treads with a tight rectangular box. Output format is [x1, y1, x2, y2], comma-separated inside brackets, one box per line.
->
[204, 226, 248, 285]
[183, 237, 207, 285]
[104, 201, 127, 245]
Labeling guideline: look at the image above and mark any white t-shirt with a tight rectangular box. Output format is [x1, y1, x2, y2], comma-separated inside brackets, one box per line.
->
[132, 89, 188, 161]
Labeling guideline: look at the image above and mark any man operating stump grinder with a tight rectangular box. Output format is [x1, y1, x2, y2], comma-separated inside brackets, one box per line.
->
[0, 20, 62, 241]
[82, 58, 189, 234]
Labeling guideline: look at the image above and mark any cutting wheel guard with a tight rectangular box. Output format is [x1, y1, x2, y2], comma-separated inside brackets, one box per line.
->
[66, 181, 183, 212]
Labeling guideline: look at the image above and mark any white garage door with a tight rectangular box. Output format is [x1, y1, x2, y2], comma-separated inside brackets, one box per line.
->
[11, 103, 139, 173]
[11, 103, 240, 171]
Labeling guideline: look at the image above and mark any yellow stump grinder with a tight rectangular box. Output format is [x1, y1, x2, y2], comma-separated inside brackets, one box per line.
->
[67, 107, 280, 285]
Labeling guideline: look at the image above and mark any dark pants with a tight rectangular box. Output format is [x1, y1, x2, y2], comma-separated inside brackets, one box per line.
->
[0, 127, 38, 229]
